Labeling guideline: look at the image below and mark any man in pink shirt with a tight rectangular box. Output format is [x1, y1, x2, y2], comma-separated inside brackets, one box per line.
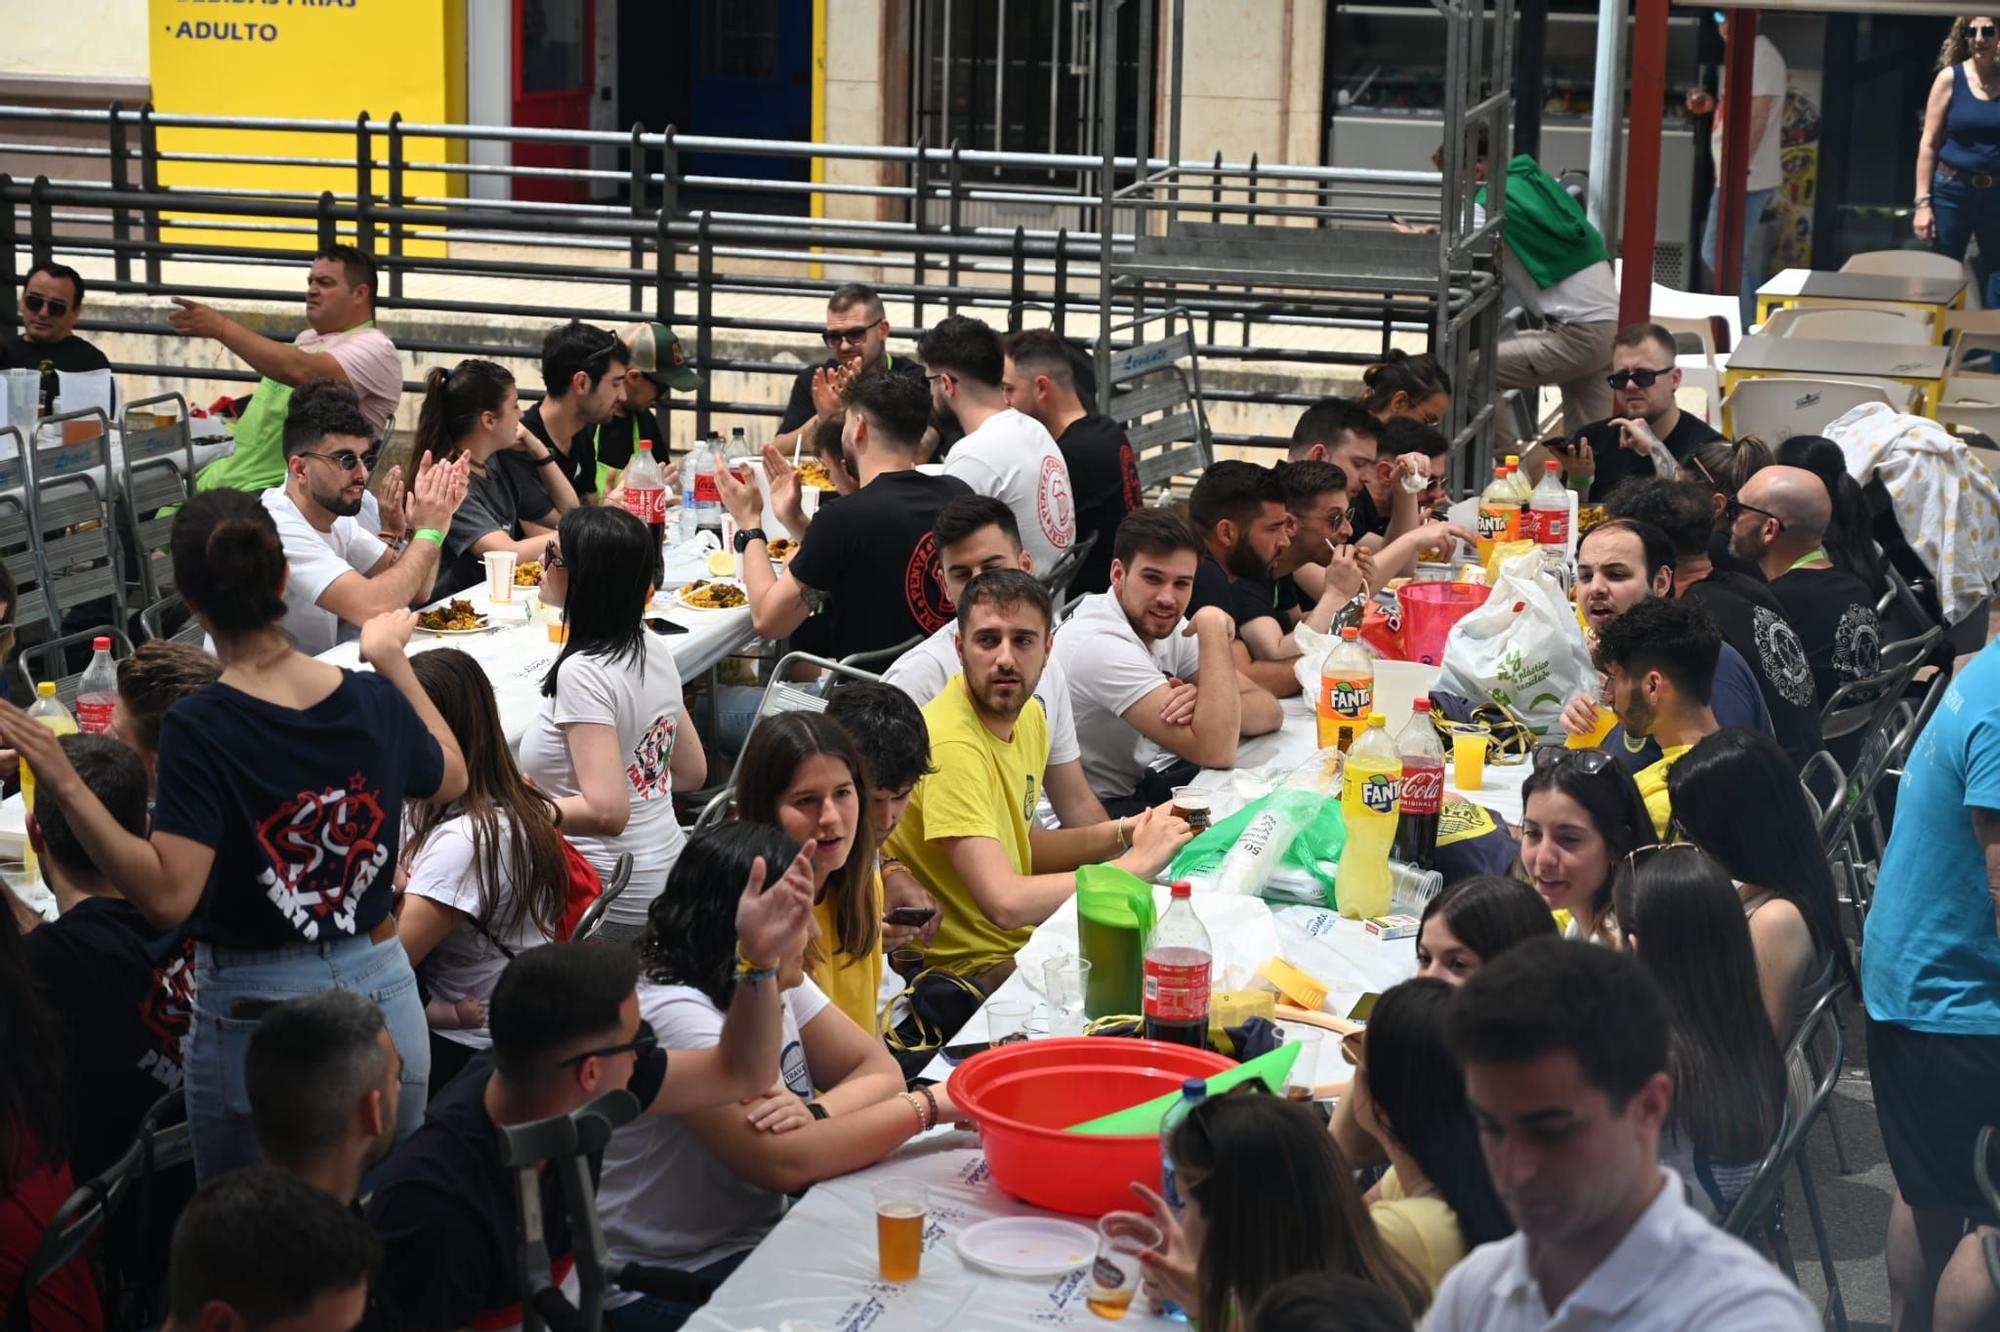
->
[176, 244, 404, 496]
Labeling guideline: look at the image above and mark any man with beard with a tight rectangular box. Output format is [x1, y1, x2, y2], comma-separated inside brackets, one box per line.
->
[517, 320, 629, 502]
[772, 283, 927, 456]
[1054, 509, 1284, 813]
[1590, 595, 1723, 836]
[1536, 323, 1722, 503]
[264, 380, 468, 655]
[1729, 464, 1883, 710]
[884, 569, 1189, 980]
[246, 991, 403, 1207]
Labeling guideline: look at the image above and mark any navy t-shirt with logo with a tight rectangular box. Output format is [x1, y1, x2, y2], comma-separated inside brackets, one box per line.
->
[150, 673, 446, 949]
[785, 468, 972, 660]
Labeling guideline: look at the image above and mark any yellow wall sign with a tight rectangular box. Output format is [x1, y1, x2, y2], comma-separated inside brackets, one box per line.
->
[148, 0, 465, 255]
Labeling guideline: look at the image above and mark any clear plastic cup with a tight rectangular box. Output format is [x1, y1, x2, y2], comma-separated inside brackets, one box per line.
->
[1087, 1212, 1162, 1319]
[873, 1179, 927, 1281]
[1451, 731, 1489, 791]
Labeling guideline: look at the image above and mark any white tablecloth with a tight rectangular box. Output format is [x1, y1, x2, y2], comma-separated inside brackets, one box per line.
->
[689, 1140, 1182, 1332]
[315, 537, 759, 748]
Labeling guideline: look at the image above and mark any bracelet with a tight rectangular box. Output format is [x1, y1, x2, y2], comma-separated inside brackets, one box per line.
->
[412, 528, 444, 548]
[1915, 195, 1933, 207]
[902, 1092, 928, 1130]
[1115, 818, 1131, 851]
[735, 942, 777, 974]
[734, 963, 777, 986]
[531, 452, 558, 466]
[916, 1084, 939, 1129]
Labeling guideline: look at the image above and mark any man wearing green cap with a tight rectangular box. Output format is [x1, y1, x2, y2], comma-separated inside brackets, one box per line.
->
[595, 321, 702, 502]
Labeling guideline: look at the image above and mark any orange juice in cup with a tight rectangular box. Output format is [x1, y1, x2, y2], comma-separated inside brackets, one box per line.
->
[1567, 701, 1619, 749]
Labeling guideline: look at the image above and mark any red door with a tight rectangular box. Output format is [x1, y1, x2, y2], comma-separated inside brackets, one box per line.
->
[512, 0, 594, 202]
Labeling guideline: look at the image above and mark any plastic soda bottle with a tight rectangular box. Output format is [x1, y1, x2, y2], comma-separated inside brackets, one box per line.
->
[21, 682, 78, 883]
[1476, 465, 1517, 564]
[1160, 1077, 1209, 1210]
[1316, 626, 1374, 753]
[1392, 699, 1446, 869]
[694, 435, 724, 536]
[1336, 713, 1402, 919]
[74, 637, 117, 735]
[678, 437, 701, 541]
[1143, 881, 1212, 1050]
[1504, 455, 1533, 502]
[1527, 460, 1571, 548]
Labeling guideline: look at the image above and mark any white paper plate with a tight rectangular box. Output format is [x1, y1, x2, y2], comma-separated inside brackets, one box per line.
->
[953, 1216, 1096, 1278]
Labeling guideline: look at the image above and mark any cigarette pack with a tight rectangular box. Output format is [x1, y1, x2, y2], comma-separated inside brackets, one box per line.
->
[1364, 913, 1419, 941]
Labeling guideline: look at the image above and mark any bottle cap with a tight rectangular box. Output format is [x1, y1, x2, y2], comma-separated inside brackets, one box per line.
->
[1412, 698, 1432, 712]
[92, 636, 110, 651]
[36, 681, 55, 697]
[1544, 460, 1560, 473]
[1340, 626, 1359, 640]
[1505, 454, 1520, 466]
[1368, 713, 1387, 727]
[1183, 1078, 1208, 1098]
[1493, 466, 1506, 478]
[1170, 879, 1193, 898]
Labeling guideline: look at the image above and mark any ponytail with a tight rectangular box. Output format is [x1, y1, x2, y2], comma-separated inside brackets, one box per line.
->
[172, 489, 288, 637]
[415, 359, 515, 464]
[1360, 349, 1453, 415]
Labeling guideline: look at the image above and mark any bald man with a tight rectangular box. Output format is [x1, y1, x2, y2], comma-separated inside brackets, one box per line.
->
[1729, 465, 1882, 707]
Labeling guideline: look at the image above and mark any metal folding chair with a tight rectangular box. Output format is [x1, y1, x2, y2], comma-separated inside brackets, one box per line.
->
[1035, 532, 1097, 606]
[24, 407, 126, 634]
[116, 393, 197, 609]
[1106, 310, 1215, 500]
[18, 625, 134, 710]
[570, 852, 634, 944]
[838, 633, 922, 676]
[138, 592, 205, 646]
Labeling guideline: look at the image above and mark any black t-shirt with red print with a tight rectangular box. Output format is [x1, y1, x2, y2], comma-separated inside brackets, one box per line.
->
[1056, 413, 1141, 597]
[150, 672, 446, 950]
[785, 468, 972, 660]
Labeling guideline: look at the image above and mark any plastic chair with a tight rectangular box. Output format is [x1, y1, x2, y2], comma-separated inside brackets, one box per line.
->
[570, 852, 633, 945]
[139, 592, 205, 646]
[1721, 377, 1895, 444]
[18, 625, 134, 710]
[1651, 313, 1727, 427]
[1840, 248, 1969, 282]
[1647, 280, 1743, 352]
[1774, 307, 1933, 345]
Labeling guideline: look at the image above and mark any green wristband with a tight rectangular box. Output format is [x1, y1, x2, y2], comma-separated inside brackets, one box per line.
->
[413, 528, 445, 548]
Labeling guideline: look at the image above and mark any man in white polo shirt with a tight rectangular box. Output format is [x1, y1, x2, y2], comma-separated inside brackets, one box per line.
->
[263, 381, 467, 656]
[883, 495, 1108, 828]
[1430, 938, 1818, 1331]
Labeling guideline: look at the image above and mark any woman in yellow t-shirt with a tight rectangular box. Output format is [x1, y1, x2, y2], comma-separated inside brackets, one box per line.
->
[1344, 978, 1515, 1293]
[734, 713, 885, 1035]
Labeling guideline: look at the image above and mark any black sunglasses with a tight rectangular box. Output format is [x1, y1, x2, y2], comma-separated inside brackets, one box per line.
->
[1532, 746, 1617, 775]
[1605, 366, 1674, 390]
[562, 1018, 658, 1068]
[1724, 496, 1785, 531]
[822, 322, 879, 348]
[1971, 22, 1997, 37]
[23, 293, 70, 317]
[299, 447, 378, 473]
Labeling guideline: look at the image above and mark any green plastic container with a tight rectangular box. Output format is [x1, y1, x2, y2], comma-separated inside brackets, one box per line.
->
[1076, 865, 1155, 1018]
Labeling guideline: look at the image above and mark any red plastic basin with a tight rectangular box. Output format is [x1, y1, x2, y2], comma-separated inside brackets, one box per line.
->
[947, 1038, 1235, 1217]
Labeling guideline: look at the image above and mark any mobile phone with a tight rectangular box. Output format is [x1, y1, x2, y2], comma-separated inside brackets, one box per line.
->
[1347, 992, 1381, 1024]
[885, 906, 937, 927]
[644, 617, 690, 636]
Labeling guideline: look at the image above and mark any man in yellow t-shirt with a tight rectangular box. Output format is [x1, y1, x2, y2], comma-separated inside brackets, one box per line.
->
[1594, 596, 1721, 838]
[884, 569, 1189, 983]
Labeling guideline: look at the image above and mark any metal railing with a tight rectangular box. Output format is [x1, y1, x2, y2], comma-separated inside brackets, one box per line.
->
[0, 88, 1503, 457]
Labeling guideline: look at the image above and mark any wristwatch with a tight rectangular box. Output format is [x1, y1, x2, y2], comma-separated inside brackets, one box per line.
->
[807, 1102, 830, 1121]
[733, 527, 768, 554]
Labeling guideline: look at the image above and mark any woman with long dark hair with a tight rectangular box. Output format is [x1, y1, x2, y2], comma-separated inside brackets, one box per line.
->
[0, 909, 100, 1329]
[416, 358, 581, 596]
[0, 489, 467, 1180]
[1614, 845, 1786, 1220]
[1344, 979, 1512, 1292]
[732, 713, 883, 1035]
[1134, 1090, 1430, 1328]
[1685, 436, 1773, 579]
[1777, 435, 1887, 599]
[1414, 875, 1558, 985]
[1518, 750, 1655, 945]
[1359, 350, 1452, 426]
[397, 648, 572, 1087]
[521, 505, 706, 944]
[596, 821, 950, 1332]
[1668, 726, 1856, 1041]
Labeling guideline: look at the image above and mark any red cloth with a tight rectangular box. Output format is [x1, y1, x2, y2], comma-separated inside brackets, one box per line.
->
[0, 1139, 104, 1332]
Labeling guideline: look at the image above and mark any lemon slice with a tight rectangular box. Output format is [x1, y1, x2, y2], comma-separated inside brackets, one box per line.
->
[706, 550, 738, 577]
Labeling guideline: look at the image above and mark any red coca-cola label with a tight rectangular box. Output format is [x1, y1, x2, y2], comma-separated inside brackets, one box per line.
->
[693, 473, 721, 504]
[1531, 508, 1568, 546]
[622, 484, 668, 525]
[1399, 759, 1444, 816]
[76, 701, 114, 734]
[1143, 957, 1211, 1022]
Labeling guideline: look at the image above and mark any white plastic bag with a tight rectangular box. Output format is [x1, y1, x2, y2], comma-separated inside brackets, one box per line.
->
[1436, 550, 1594, 737]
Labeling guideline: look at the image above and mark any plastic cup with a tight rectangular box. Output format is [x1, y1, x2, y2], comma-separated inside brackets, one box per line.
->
[1566, 702, 1619, 749]
[1087, 1212, 1163, 1319]
[1274, 1023, 1325, 1100]
[1043, 956, 1092, 1036]
[873, 1179, 927, 1281]
[483, 550, 517, 603]
[1451, 731, 1489, 791]
[1168, 786, 1212, 833]
[986, 1000, 1033, 1047]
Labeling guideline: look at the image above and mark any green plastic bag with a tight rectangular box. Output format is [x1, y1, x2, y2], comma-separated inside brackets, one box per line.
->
[1167, 786, 1347, 905]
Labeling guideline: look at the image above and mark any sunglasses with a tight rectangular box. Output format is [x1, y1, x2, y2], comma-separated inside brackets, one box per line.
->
[1532, 746, 1617, 776]
[561, 1018, 658, 1068]
[23, 293, 70, 317]
[1605, 366, 1674, 390]
[1723, 496, 1785, 531]
[822, 322, 879, 348]
[1971, 22, 1997, 37]
[299, 447, 378, 473]
[1623, 841, 1690, 872]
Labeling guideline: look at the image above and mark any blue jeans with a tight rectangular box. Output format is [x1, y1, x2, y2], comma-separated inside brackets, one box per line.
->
[186, 932, 430, 1181]
[604, 1251, 752, 1332]
[1928, 170, 2000, 309]
[1703, 185, 1776, 331]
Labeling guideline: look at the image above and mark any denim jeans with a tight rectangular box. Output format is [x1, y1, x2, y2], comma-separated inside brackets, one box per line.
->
[604, 1251, 752, 1332]
[1702, 186, 1776, 331]
[1927, 170, 2000, 308]
[186, 931, 430, 1181]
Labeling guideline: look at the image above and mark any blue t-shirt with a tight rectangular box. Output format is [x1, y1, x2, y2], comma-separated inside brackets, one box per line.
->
[151, 672, 446, 950]
[1864, 639, 2000, 1034]
[1608, 641, 1773, 771]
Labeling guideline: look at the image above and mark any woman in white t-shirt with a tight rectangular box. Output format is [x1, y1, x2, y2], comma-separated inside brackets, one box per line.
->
[596, 821, 959, 1332]
[520, 506, 706, 944]
[396, 648, 572, 1088]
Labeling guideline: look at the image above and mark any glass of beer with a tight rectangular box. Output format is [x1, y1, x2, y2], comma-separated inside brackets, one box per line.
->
[1087, 1212, 1163, 1319]
[1169, 786, 1212, 834]
[873, 1179, 927, 1282]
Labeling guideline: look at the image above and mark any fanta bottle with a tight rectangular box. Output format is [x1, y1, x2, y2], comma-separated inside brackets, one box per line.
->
[1476, 465, 1517, 564]
[1316, 626, 1374, 753]
[1337, 713, 1402, 919]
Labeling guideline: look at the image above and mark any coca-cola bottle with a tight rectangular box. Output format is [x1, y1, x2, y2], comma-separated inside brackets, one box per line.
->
[1392, 698, 1446, 869]
[621, 442, 669, 590]
[1143, 880, 1212, 1050]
